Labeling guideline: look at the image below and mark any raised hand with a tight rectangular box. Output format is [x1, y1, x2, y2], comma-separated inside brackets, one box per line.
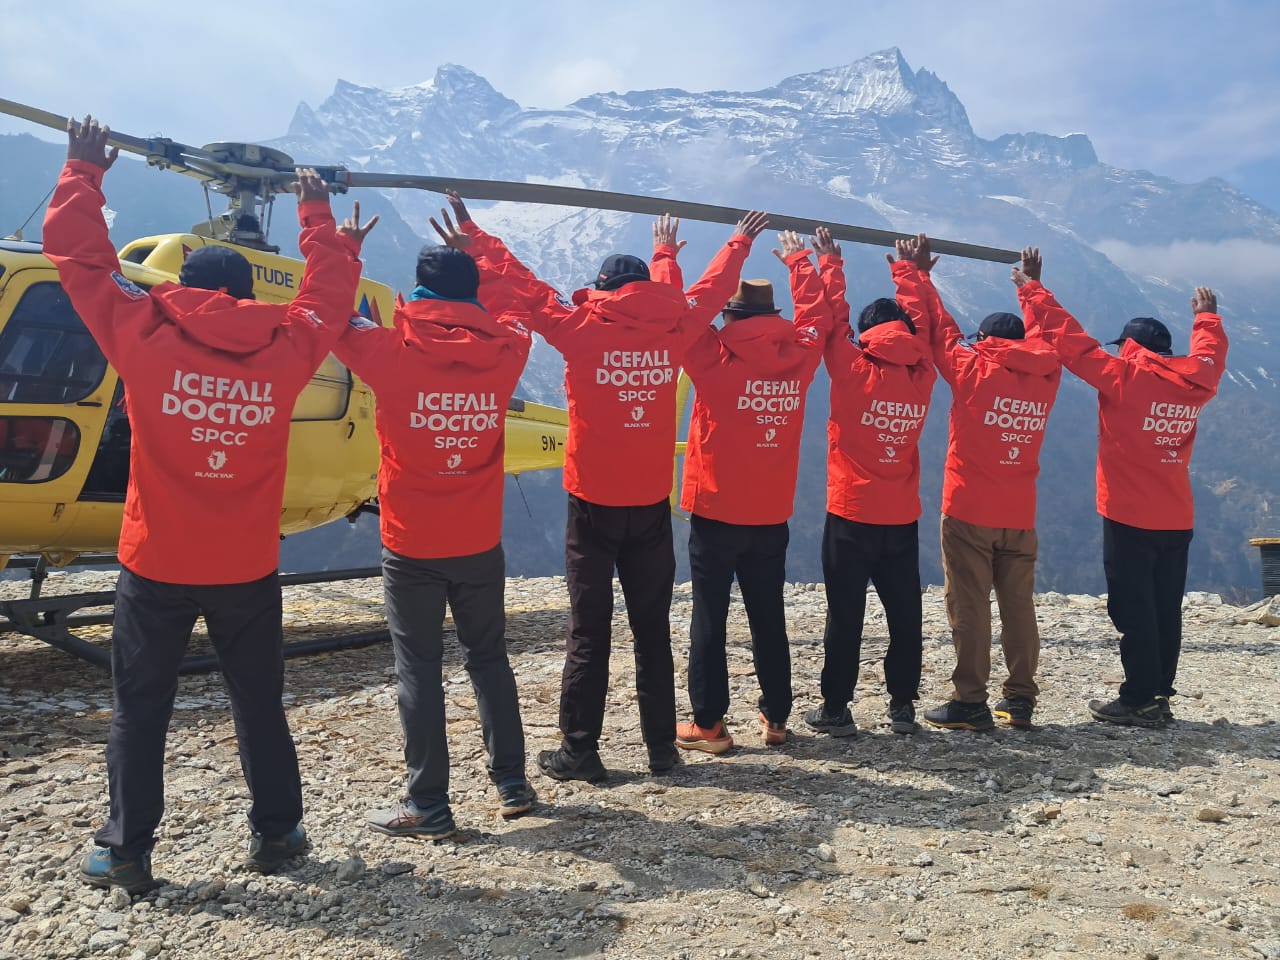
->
[886, 236, 915, 267]
[771, 229, 808, 262]
[1020, 246, 1042, 282]
[1191, 286, 1217, 315]
[292, 167, 330, 204]
[912, 233, 939, 273]
[653, 213, 686, 253]
[734, 210, 769, 240]
[1010, 266, 1033, 288]
[429, 209, 472, 249]
[811, 225, 841, 258]
[66, 115, 119, 171]
[445, 189, 472, 224]
[338, 200, 380, 246]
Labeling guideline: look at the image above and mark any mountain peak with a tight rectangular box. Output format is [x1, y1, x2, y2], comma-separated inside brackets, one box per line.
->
[772, 49, 972, 134]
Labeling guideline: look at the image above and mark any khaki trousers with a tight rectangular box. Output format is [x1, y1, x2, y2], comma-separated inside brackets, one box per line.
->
[940, 514, 1041, 704]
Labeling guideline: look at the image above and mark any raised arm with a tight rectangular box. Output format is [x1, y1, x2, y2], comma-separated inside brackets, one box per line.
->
[888, 234, 967, 386]
[1012, 250, 1123, 393]
[678, 210, 769, 332]
[1187, 286, 1229, 388]
[436, 193, 571, 338]
[775, 230, 832, 345]
[650, 213, 687, 288]
[40, 116, 160, 379]
[282, 169, 372, 372]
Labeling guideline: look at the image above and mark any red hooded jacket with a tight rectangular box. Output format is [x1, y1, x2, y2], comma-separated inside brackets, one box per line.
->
[332, 296, 530, 559]
[650, 246, 830, 525]
[821, 258, 938, 525]
[42, 160, 363, 584]
[906, 270, 1063, 530]
[465, 223, 749, 507]
[1019, 280, 1227, 530]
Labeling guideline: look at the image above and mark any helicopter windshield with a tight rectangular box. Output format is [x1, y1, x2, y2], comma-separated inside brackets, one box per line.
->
[0, 281, 109, 404]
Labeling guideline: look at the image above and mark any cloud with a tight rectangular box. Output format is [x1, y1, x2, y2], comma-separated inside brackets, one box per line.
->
[1094, 238, 1280, 287]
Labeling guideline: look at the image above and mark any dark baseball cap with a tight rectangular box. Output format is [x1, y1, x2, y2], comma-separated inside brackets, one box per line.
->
[1110, 316, 1172, 356]
[857, 297, 915, 335]
[593, 254, 649, 291]
[969, 311, 1025, 341]
[179, 246, 255, 300]
[416, 245, 480, 300]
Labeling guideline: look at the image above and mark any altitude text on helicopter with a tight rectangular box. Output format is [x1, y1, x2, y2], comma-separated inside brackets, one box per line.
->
[0, 97, 1019, 670]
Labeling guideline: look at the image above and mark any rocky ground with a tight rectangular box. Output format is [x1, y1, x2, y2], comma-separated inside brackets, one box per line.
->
[1, 571, 1278, 960]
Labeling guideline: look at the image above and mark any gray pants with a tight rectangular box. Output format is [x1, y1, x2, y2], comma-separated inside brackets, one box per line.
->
[381, 544, 525, 807]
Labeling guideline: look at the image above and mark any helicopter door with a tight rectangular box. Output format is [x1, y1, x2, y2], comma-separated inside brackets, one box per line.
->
[0, 265, 115, 550]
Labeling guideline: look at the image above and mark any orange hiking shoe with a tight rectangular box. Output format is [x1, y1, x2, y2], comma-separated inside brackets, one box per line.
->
[675, 720, 734, 754]
[759, 713, 787, 746]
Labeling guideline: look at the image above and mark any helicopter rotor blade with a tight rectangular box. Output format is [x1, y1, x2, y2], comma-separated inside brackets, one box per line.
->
[341, 172, 1021, 264]
[0, 97, 238, 187]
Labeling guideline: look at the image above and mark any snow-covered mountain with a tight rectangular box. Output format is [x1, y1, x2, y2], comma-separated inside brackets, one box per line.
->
[4, 49, 1276, 593]
[266, 49, 1280, 595]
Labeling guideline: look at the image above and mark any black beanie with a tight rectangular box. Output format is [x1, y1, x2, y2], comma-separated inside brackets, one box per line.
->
[179, 246, 255, 300]
[416, 245, 480, 300]
[857, 297, 915, 335]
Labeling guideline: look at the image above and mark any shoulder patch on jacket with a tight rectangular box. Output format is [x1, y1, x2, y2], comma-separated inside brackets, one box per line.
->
[348, 314, 378, 331]
[110, 271, 148, 300]
[554, 292, 573, 309]
[301, 309, 323, 329]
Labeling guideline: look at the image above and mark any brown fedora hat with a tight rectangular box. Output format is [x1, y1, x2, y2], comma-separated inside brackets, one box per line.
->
[724, 279, 777, 316]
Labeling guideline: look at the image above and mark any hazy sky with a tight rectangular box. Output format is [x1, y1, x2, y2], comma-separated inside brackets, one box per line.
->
[3, 1, 1278, 210]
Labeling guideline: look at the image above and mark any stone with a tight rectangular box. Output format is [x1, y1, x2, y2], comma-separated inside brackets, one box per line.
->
[902, 928, 927, 943]
[1196, 808, 1228, 823]
[336, 857, 367, 883]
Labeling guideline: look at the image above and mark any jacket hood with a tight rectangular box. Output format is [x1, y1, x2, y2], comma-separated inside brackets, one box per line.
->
[856, 322, 932, 367]
[974, 337, 1061, 377]
[393, 295, 527, 366]
[150, 282, 288, 355]
[718, 314, 818, 371]
[1119, 338, 1219, 392]
[571, 281, 688, 331]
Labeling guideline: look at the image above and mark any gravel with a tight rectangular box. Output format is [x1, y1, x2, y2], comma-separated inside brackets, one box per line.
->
[2, 572, 1278, 959]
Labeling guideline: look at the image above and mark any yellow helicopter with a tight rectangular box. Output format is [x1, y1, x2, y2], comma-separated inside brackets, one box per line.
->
[0, 96, 1018, 668]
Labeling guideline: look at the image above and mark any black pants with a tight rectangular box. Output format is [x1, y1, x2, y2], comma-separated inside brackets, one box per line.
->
[687, 514, 792, 727]
[820, 513, 923, 709]
[1103, 518, 1193, 704]
[381, 544, 525, 808]
[96, 568, 302, 860]
[561, 495, 676, 756]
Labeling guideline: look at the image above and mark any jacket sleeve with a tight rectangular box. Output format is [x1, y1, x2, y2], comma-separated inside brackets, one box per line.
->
[1017, 280, 1124, 394]
[1189, 311, 1229, 392]
[330, 315, 400, 393]
[279, 200, 366, 375]
[889, 261, 934, 352]
[650, 243, 685, 289]
[788, 252, 833, 353]
[40, 161, 167, 380]
[463, 221, 572, 340]
[912, 270, 970, 388]
[676, 234, 753, 340]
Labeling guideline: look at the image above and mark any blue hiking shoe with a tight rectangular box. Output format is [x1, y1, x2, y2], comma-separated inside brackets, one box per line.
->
[367, 799, 457, 840]
[496, 779, 537, 819]
[246, 824, 309, 873]
[80, 846, 160, 895]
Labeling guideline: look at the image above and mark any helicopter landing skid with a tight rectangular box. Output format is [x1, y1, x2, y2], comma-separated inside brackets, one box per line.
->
[0, 565, 390, 674]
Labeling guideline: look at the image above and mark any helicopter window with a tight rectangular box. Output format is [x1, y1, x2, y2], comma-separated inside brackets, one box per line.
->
[0, 416, 81, 483]
[0, 282, 109, 403]
[291, 355, 352, 421]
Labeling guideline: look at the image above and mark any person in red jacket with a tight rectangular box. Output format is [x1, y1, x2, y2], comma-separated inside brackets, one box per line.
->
[903, 240, 1063, 733]
[648, 220, 831, 752]
[804, 232, 938, 739]
[446, 194, 765, 781]
[43, 117, 372, 892]
[1017, 251, 1227, 726]
[331, 220, 535, 839]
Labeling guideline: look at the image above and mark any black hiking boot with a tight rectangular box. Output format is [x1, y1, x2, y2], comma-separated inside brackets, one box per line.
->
[1088, 697, 1166, 728]
[923, 700, 995, 731]
[537, 746, 608, 784]
[992, 697, 1035, 730]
